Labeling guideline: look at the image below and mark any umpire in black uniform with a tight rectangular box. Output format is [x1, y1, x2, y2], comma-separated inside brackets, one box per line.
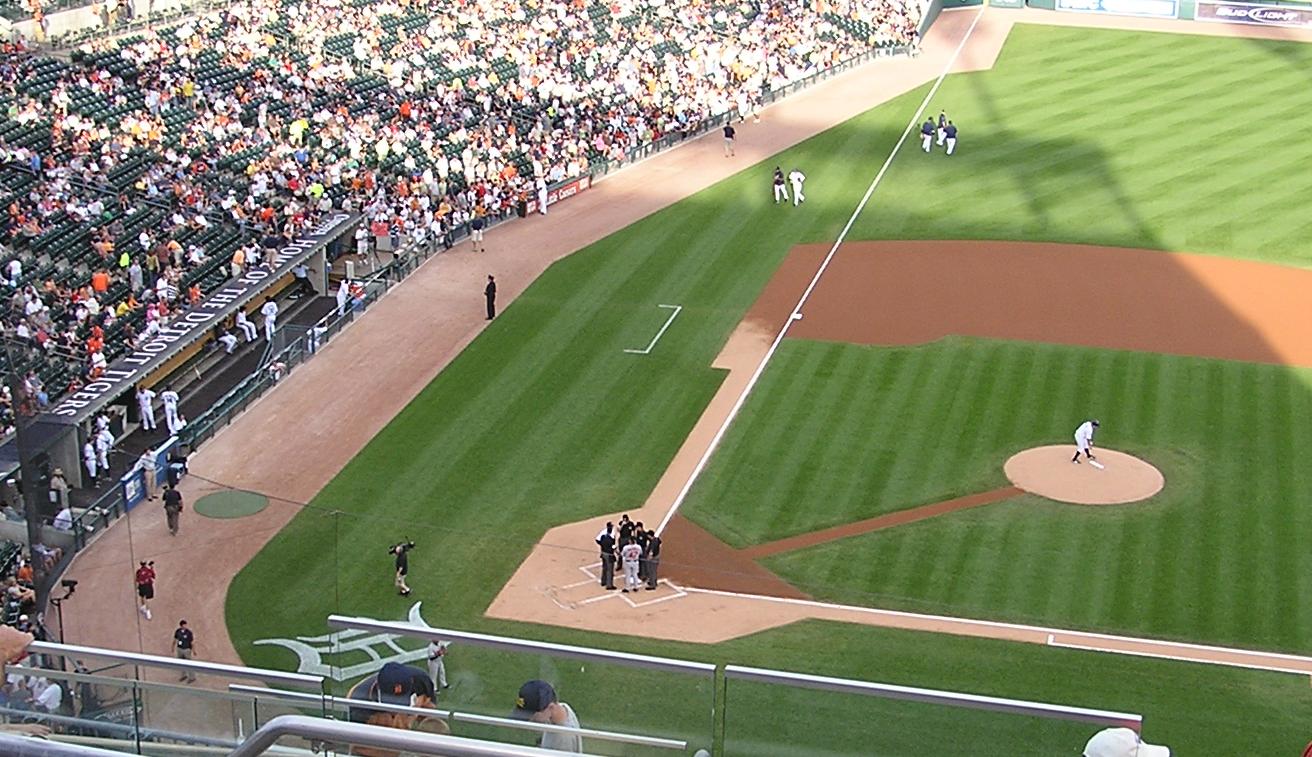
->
[596, 525, 617, 590]
[643, 530, 661, 590]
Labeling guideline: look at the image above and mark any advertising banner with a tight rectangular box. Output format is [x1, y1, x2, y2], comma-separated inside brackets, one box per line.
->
[1056, 0, 1179, 16]
[1196, 0, 1312, 26]
[990, 0, 1027, 8]
[525, 176, 592, 215]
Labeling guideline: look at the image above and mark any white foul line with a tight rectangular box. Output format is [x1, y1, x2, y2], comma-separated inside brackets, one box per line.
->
[655, 9, 986, 535]
[677, 585, 1312, 676]
[624, 304, 683, 355]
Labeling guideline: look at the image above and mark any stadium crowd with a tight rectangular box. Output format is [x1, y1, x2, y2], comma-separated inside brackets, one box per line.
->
[0, 0, 922, 413]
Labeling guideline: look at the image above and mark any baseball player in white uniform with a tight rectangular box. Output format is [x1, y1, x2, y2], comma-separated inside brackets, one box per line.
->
[1072, 419, 1100, 463]
[161, 389, 182, 435]
[426, 639, 450, 689]
[137, 386, 157, 430]
[234, 310, 258, 342]
[620, 541, 642, 593]
[788, 169, 806, 206]
[95, 425, 113, 470]
[82, 440, 98, 483]
[260, 299, 279, 341]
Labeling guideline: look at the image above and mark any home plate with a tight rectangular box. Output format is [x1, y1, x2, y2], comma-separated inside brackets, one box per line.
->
[1090, 460, 1105, 470]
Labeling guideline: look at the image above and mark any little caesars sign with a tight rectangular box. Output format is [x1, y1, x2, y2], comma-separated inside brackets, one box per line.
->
[51, 213, 352, 420]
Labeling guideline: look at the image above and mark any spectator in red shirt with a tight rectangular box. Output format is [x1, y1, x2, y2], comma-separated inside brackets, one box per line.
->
[135, 561, 156, 620]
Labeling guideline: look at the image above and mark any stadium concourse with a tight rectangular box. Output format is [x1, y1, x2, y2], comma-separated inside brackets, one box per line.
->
[57, 5, 1312, 677]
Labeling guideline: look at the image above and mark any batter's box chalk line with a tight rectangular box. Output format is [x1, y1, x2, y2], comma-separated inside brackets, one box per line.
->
[572, 563, 689, 609]
[623, 304, 682, 355]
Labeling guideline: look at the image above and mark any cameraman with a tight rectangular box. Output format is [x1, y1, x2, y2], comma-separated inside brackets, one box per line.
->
[390, 541, 414, 596]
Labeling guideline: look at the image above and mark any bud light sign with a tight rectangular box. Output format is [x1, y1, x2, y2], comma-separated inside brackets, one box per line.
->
[1196, 0, 1312, 27]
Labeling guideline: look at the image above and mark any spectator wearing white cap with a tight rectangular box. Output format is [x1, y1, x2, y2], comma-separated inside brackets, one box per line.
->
[1083, 727, 1169, 757]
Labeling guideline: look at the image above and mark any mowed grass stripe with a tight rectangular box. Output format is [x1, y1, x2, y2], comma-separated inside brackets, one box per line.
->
[849, 26, 1312, 259]
[697, 339, 1312, 650]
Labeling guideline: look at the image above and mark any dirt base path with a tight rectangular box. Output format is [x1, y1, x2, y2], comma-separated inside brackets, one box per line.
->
[740, 486, 1023, 560]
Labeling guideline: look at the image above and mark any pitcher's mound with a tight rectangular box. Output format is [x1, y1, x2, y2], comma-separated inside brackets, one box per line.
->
[1004, 446, 1164, 505]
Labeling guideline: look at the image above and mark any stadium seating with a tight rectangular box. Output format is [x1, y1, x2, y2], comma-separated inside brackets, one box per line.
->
[0, 0, 922, 424]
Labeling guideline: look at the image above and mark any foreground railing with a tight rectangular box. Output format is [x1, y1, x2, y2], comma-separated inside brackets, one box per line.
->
[3, 624, 1152, 757]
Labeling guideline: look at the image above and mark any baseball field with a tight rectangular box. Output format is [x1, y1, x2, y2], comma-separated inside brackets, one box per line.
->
[222, 18, 1312, 755]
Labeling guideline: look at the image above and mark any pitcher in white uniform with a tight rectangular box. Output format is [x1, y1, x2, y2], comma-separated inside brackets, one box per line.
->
[1072, 419, 1100, 463]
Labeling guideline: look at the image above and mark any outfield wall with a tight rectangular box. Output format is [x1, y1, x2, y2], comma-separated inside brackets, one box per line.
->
[1009, 0, 1312, 24]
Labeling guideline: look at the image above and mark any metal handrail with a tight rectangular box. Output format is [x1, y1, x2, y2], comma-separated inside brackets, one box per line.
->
[228, 714, 607, 757]
[28, 641, 325, 690]
[723, 665, 1143, 728]
[0, 734, 134, 757]
[325, 618, 716, 676]
[0, 707, 236, 749]
[227, 684, 689, 751]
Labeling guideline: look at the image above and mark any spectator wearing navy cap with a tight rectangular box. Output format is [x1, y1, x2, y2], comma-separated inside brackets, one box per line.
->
[511, 680, 581, 753]
[347, 662, 446, 757]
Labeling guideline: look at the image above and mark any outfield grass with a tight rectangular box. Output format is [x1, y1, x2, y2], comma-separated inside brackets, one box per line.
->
[683, 337, 1312, 651]
[228, 24, 1312, 754]
[847, 25, 1312, 264]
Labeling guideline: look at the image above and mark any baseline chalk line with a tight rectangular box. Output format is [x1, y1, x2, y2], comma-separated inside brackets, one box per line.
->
[624, 304, 682, 355]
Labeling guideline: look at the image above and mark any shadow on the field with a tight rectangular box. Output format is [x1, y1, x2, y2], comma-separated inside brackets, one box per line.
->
[951, 69, 1162, 248]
